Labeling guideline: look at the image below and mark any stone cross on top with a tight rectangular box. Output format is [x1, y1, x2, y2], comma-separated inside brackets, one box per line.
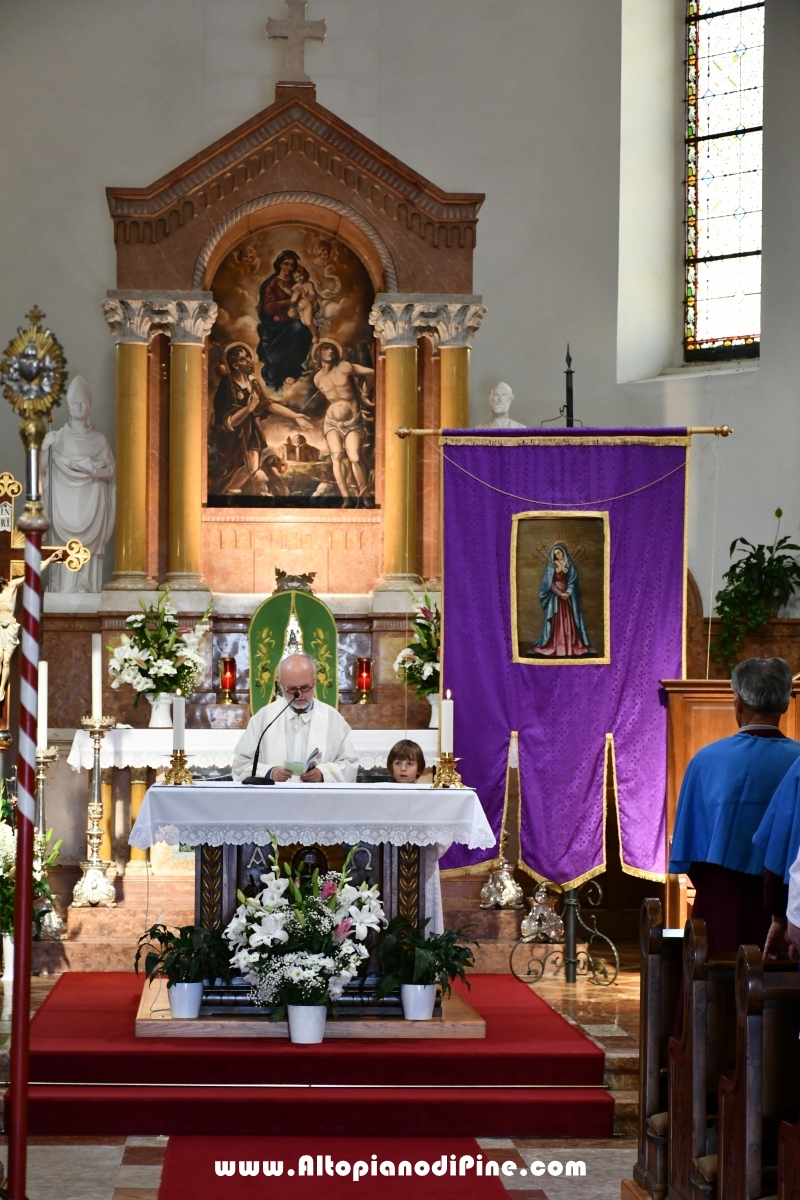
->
[267, 0, 326, 84]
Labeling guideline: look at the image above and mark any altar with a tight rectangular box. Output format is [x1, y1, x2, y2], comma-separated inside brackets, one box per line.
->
[129, 780, 494, 934]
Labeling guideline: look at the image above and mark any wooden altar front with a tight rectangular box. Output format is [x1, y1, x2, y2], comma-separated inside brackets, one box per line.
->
[662, 678, 800, 926]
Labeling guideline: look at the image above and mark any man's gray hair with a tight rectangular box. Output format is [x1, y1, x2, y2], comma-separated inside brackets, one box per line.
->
[730, 657, 792, 714]
[277, 652, 318, 679]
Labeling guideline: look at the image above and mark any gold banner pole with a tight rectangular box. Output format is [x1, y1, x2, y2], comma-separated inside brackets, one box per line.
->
[396, 425, 733, 439]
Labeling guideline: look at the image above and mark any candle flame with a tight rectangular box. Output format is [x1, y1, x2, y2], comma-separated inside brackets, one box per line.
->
[446, 689, 451, 699]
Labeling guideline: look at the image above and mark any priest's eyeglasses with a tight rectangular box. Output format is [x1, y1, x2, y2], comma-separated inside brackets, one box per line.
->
[285, 683, 315, 696]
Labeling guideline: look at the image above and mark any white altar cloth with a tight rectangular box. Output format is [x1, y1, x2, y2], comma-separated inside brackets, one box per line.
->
[128, 781, 494, 852]
[67, 728, 439, 773]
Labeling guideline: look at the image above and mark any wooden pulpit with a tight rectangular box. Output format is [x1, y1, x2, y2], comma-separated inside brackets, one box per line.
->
[661, 678, 800, 926]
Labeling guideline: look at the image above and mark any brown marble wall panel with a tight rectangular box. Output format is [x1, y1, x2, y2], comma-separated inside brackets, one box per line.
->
[42, 615, 99, 729]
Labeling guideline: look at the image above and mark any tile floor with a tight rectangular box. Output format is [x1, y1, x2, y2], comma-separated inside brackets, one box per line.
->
[0, 958, 641, 1199]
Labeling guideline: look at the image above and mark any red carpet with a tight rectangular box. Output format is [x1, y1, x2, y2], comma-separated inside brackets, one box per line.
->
[18, 972, 613, 1137]
[158, 1137, 509, 1198]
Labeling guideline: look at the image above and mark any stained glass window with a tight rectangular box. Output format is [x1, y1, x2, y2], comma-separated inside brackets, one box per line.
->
[685, 1, 764, 360]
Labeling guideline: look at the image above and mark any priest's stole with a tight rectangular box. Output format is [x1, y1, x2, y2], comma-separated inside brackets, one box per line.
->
[440, 428, 688, 885]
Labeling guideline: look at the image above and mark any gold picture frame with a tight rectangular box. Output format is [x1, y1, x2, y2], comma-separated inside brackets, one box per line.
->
[511, 510, 611, 665]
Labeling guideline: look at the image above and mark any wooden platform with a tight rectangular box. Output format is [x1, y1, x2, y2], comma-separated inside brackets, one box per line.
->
[135, 983, 486, 1039]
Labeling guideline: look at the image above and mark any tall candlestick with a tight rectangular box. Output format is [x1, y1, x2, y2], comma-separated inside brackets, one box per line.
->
[440, 689, 454, 755]
[91, 634, 102, 720]
[36, 662, 48, 753]
[172, 695, 185, 753]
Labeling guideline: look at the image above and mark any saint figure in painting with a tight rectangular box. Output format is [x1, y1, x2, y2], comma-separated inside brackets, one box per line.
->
[209, 343, 311, 496]
[531, 543, 592, 657]
[257, 250, 314, 389]
[312, 339, 375, 503]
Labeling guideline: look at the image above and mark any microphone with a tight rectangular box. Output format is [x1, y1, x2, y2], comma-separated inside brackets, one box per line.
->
[241, 689, 301, 785]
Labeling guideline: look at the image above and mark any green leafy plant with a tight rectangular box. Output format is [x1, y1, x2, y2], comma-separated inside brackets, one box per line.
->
[393, 592, 440, 698]
[712, 508, 800, 669]
[376, 915, 477, 998]
[0, 812, 62, 938]
[134, 923, 232, 988]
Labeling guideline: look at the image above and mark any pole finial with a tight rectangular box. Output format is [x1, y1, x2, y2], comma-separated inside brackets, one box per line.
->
[566, 344, 572, 370]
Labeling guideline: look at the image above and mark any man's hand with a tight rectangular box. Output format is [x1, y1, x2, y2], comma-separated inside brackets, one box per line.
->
[301, 766, 323, 783]
[271, 766, 292, 783]
[787, 920, 800, 960]
[763, 918, 789, 961]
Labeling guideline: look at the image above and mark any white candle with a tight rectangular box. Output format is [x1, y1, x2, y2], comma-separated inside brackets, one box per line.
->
[37, 661, 48, 753]
[172, 694, 185, 752]
[440, 689, 454, 755]
[91, 633, 102, 720]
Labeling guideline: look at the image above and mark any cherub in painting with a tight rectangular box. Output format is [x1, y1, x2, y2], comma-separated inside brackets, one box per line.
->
[531, 542, 593, 657]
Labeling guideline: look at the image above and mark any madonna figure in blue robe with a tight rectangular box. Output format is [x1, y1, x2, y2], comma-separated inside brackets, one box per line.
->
[256, 249, 314, 391]
[531, 543, 592, 657]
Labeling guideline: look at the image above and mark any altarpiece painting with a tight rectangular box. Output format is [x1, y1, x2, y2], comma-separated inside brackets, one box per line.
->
[511, 512, 610, 664]
[207, 225, 376, 508]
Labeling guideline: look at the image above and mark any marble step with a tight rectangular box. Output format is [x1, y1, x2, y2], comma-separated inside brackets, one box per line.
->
[33, 939, 143, 974]
[612, 1089, 638, 1137]
[66, 905, 195, 940]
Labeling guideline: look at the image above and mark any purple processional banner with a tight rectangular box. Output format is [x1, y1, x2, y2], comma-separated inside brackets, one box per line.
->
[439, 428, 688, 885]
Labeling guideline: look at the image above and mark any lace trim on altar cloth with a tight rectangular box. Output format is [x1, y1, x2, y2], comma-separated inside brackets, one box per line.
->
[129, 823, 497, 851]
[69, 751, 399, 772]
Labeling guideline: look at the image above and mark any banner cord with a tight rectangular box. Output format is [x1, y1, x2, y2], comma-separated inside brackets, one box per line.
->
[438, 436, 714, 509]
[705, 441, 720, 680]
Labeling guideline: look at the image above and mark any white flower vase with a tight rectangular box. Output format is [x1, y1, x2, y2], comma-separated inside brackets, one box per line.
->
[287, 1004, 327, 1043]
[401, 983, 437, 1020]
[427, 694, 439, 729]
[168, 982, 204, 1019]
[146, 693, 173, 728]
[1, 933, 12, 984]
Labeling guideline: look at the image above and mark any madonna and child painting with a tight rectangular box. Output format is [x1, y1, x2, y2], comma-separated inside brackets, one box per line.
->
[512, 513, 610, 664]
[207, 226, 376, 508]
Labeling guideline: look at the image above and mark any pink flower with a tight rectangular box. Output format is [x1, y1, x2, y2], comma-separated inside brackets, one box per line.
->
[319, 880, 337, 901]
[419, 606, 433, 620]
[333, 918, 354, 940]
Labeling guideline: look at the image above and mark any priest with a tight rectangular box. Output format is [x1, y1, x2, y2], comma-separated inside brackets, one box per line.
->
[231, 652, 358, 783]
[669, 657, 800, 953]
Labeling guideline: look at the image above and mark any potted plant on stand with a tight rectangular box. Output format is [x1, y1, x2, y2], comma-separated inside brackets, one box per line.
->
[108, 586, 211, 727]
[393, 592, 441, 727]
[377, 915, 477, 1020]
[135, 924, 232, 1018]
[224, 834, 386, 1043]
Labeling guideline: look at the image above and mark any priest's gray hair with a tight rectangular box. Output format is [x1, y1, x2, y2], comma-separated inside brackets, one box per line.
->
[277, 652, 318, 679]
[730, 657, 792, 714]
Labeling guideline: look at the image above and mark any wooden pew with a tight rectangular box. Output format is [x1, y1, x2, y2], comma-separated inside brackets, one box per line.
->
[668, 919, 738, 1200]
[777, 1112, 800, 1200]
[632, 898, 684, 1200]
[718, 947, 800, 1200]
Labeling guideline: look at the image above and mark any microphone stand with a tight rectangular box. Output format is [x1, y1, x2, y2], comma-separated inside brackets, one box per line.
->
[241, 690, 301, 785]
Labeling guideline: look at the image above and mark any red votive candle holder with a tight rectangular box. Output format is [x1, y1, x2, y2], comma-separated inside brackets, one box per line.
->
[356, 656, 374, 705]
[219, 656, 236, 704]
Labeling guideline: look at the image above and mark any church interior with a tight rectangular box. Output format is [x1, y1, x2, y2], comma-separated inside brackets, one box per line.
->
[1, 1, 800, 1197]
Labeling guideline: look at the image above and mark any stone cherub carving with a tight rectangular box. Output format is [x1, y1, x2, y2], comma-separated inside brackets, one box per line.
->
[477, 382, 525, 429]
[41, 375, 116, 593]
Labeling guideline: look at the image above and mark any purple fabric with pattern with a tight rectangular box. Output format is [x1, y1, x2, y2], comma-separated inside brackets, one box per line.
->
[439, 428, 687, 883]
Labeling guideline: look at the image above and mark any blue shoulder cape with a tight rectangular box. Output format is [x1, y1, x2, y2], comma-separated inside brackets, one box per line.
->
[752, 756, 800, 883]
[669, 732, 800, 875]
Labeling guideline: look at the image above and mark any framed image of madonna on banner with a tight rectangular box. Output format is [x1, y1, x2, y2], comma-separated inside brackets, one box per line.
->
[511, 511, 610, 664]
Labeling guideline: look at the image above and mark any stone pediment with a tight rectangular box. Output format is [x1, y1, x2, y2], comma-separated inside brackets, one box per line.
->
[107, 89, 484, 293]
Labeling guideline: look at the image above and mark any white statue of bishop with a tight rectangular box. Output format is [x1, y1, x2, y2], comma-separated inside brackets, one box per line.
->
[477, 382, 525, 429]
[42, 375, 116, 593]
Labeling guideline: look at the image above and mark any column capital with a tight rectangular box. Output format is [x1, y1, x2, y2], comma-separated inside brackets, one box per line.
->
[102, 294, 160, 344]
[418, 295, 486, 348]
[369, 295, 431, 348]
[159, 296, 218, 345]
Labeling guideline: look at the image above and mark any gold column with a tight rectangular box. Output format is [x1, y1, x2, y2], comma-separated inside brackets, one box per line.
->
[369, 298, 428, 593]
[100, 768, 114, 863]
[162, 296, 217, 591]
[128, 767, 148, 867]
[439, 346, 471, 430]
[101, 295, 158, 589]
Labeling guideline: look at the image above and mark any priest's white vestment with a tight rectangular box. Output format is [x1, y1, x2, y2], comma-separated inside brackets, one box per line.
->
[231, 698, 359, 783]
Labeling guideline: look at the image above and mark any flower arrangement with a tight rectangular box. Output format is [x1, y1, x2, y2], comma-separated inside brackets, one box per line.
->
[393, 592, 440, 699]
[108, 587, 211, 703]
[224, 834, 386, 1017]
[0, 793, 62, 937]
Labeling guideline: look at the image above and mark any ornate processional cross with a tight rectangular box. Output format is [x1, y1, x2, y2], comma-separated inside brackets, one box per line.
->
[267, 0, 326, 83]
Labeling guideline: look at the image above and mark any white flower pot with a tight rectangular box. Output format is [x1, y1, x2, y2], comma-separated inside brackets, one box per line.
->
[401, 983, 436, 1020]
[427, 694, 439, 729]
[287, 1004, 327, 1043]
[1, 933, 13, 984]
[146, 693, 173, 728]
[168, 981, 204, 1019]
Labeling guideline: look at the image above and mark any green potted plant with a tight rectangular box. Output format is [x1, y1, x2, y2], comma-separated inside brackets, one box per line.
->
[135, 923, 232, 1019]
[712, 508, 800, 669]
[376, 915, 477, 1020]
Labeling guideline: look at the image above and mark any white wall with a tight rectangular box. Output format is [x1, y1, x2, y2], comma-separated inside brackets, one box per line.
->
[0, 0, 798, 609]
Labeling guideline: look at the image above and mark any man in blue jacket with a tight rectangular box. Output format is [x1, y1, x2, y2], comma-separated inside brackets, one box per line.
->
[670, 657, 800, 953]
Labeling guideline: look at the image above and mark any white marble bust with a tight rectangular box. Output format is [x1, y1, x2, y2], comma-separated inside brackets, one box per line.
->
[42, 375, 116, 593]
[477, 382, 525, 429]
